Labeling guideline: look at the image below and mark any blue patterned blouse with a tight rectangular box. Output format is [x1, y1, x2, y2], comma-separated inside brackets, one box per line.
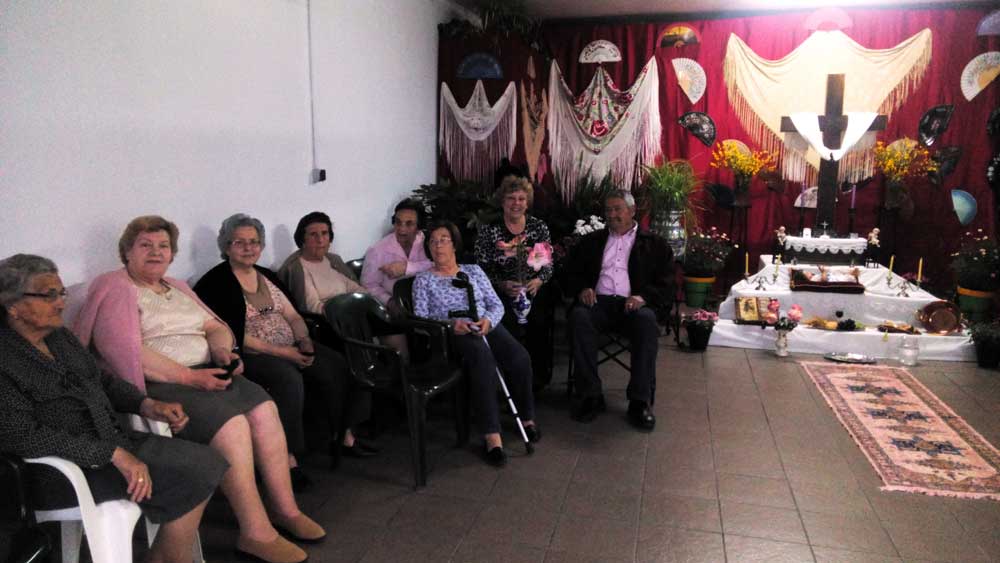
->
[412, 264, 504, 329]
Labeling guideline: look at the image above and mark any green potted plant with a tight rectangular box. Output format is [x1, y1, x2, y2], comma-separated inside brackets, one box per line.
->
[969, 320, 1000, 369]
[682, 227, 735, 307]
[950, 229, 999, 322]
[681, 309, 717, 351]
[640, 159, 702, 259]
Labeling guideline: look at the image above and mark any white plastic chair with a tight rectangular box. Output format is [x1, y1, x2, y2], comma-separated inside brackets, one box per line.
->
[26, 456, 141, 563]
[129, 414, 206, 563]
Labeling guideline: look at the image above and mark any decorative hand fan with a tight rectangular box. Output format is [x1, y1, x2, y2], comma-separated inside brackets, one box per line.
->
[677, 112, 716, 146]
[457, 53, 503, 79]
[951, 189, 977, 225]
[579, 40, 622, 64]
[671, 58, 707, 104]
[930, 146, 962, 186]
[917, 105, 954, 146]
[960, 52, 1000, 101]
[707, 183, 734, 208]
[987, 108, 1000, 137]
[658, 24, 700, 48]
[794, 186, 819, 209]
[976, 9, 1000, 36]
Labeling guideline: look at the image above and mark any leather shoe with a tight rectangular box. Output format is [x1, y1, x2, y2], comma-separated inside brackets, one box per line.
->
[272, 512, 326, 543]
[484, 445, 507, 467]
[524, 424, 541, 443]
[627, 401, 656, 431]
[341, 443, 378, 458]
[236, 535, 307, 563]
[570, 395, 606, 423]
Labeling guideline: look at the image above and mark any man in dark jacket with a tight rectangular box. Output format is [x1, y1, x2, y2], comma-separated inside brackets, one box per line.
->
[564, 190, 673, 430]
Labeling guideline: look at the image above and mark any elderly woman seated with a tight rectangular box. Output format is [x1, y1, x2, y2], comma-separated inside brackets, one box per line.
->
[412, 221, 539, 467]
[0, 254, 226, 563]
[74, 216, 323, 563]
[194, 214, 376, 470]
[277, 211, 364, 316]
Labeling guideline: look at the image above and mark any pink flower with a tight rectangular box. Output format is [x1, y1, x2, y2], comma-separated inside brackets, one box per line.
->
[787, 306, 803, 323]
[763, 311, 778, 325]
[496, 235, 526, 258]
[590, 119, 609, 137]
[527, 242, 553, 271]
[767, 299, 780, 313]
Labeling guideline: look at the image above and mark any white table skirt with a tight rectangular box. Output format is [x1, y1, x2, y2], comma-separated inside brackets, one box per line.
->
[725, 256, 937, 326]
[708, 321, 974, 362]
[783, 235, 868, 254]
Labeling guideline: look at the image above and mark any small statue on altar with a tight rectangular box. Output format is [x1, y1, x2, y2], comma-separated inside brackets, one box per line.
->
[867, 228, 881, 247]
[775, 226, 787, 246]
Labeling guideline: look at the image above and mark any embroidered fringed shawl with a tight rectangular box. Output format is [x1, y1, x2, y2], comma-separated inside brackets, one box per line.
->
[724, 29, 932, 184]
[439, 80, 517, 184]
[547, 58, 662, 202]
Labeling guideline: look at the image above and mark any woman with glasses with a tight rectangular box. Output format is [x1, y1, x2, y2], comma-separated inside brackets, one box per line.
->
[75, 216, 323, 563]
[1, 254, 226, 563]
[412, 221, 539, 467]
[194, 214, 375, 473]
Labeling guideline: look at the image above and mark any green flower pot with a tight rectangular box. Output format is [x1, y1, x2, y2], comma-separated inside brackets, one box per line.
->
[683, 276, 715, 308]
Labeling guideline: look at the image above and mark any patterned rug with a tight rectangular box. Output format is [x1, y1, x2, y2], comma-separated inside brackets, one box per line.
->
[801, 362, 1000, 501]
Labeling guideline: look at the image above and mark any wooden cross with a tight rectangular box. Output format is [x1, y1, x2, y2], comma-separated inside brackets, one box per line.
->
[780, 74, 886, 234]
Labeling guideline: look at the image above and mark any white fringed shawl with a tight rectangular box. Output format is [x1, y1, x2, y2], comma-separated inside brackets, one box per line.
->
[547, 57, 662, 202]
[724, 29, 932, 184]
[439, 80, 517, 184]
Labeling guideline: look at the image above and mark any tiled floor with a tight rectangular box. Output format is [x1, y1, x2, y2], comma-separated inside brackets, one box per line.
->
[190, 340, 1000, 562]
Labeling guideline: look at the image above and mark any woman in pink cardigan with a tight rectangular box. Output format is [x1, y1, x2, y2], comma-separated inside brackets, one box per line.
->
[75, 216, 323, 563]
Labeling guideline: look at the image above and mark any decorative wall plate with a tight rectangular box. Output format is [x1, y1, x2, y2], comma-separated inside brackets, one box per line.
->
[457, 52, 503, 79]
[677, 112, 716, 146]
[960, 51, 1000, 101]
[671, 58, 707, 104]
[579, 40, 622, 63]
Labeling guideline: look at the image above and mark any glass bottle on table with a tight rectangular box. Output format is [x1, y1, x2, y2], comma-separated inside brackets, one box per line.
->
[898, 335, 919, 366]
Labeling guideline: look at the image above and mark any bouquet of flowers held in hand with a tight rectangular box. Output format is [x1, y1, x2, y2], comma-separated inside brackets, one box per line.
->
[762, 299, 802, 331]
[496, 235, 554, 286]
[682, 309, 719, 330]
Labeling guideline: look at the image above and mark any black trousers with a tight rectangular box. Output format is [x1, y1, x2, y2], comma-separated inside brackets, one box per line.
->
[569, 296, 659, 403]
[497, 282, 557, 387]
[451, 324, 535, 435]
[242, 343, 369, 453]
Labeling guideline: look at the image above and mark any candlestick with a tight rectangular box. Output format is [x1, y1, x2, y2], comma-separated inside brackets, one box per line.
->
[850, 186, 857, 209]
[917, 257, 923, 285]
[888, 255, 894, 273]
[745, 251, 750, 275]
[847, 207, 856, 235]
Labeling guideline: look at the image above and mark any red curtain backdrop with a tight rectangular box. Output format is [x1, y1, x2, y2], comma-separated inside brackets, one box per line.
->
[439, 6, 999, 287]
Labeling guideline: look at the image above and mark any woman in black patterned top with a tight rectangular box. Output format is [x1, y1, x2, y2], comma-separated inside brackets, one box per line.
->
[0, 254, 226, 563]
[474, 175, 557, 388]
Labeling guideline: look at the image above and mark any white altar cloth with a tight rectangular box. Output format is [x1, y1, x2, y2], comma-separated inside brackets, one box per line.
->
[709, 321, 974, 362]
[725, 257, 936, 326]
[783, 235, 868, 255]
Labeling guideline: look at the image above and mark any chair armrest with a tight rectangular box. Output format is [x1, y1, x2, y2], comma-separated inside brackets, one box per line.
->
[128, 414, 171, 437]
[24, 456, 100, 515]
[338, 335, 404, 388]
[393, 314, 454, 365]
[0, 453, 33, 523]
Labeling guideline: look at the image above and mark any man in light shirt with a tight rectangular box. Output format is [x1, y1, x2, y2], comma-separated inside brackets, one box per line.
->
[564, 190, 673, 430]
[361, 199, 432, 307]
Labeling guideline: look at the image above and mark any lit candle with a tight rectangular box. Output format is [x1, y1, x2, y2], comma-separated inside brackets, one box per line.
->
[888, 255, 894, 273]
[917, 258, 923, 283]
[745, 251, 750, 275]
[850, 186, 857, 209]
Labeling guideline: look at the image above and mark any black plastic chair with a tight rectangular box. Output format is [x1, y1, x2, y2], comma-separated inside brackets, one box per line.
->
[324, 292, 467, 488]
[0, 453, 52, 563]
[345, 258, 364, 281]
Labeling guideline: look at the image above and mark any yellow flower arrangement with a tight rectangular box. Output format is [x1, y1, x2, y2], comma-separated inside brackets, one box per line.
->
[709, 141, 777, 183]
[873, 138, 937, 184]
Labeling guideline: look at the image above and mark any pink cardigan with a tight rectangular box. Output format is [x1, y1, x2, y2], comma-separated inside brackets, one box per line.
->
[73, 268, 229, 393]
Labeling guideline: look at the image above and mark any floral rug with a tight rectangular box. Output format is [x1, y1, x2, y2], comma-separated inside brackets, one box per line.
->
[801, 362, 1000, 501]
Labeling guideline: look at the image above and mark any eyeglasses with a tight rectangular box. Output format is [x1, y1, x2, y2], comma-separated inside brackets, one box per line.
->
[22, 288, 68, 302]
[230, 239, 262, 249]
[429, 237, 453, 246]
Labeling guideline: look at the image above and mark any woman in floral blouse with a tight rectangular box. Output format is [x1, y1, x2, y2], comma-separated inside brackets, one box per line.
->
[474, 175, 556, 388]
[414, 221, 538, 468]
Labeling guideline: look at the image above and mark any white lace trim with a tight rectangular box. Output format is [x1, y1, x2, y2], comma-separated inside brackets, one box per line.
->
[783, 236, 868, 254]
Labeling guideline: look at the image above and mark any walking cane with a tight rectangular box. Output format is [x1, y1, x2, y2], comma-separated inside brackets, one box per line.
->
[449, 271, 534, 455]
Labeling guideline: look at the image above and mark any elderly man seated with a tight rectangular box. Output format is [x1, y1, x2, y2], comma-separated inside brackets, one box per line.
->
[360, 199, 431, 308]
[564, 190, 673, 430]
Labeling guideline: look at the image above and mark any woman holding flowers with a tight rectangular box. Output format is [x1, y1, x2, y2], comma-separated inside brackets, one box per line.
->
[474, 175, 556, 388]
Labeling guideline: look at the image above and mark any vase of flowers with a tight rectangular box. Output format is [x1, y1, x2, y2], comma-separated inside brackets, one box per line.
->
[873, 138, 936, 212]
[969, 320, 1000, 369]
[496, 236, 553, 324]
[642, 159, 703, 259]
[761, 299, 802, 357]
[950, 229, 1000, 323]
[682, 309, 718, 352]
[682, 227, 736, 307]
[710, 141, 777, 207]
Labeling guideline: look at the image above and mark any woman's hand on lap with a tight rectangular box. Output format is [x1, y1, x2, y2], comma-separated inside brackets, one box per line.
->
[139, 399, 190, 433]
[281, 346, 314, 368]
[184, 367, 231, 391]
[111, 447, 152, 502]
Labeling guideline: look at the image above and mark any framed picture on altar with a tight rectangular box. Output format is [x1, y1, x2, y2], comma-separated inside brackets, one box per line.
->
[735, 297, 768, 324]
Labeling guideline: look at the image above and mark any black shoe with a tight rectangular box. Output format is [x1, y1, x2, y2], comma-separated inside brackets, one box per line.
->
[484, 445, 507, 467]
[289, 467, 313, 493]
[353, 437, 381, 453]
[341, 442, 378, 458]
[524, 425, 541, 443]
[570, 395, 606, 423]
[627, 401, 656, 431]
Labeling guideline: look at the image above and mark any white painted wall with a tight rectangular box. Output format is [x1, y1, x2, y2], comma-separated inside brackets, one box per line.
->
[1, 0, 456, 288]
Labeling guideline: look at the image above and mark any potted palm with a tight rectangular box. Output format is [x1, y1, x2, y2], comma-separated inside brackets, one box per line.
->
[682, 227, 735, 307]
[950, 229, 1000, 322]
[969, 320, 1000, 369]
[641, 159, 702, 259]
